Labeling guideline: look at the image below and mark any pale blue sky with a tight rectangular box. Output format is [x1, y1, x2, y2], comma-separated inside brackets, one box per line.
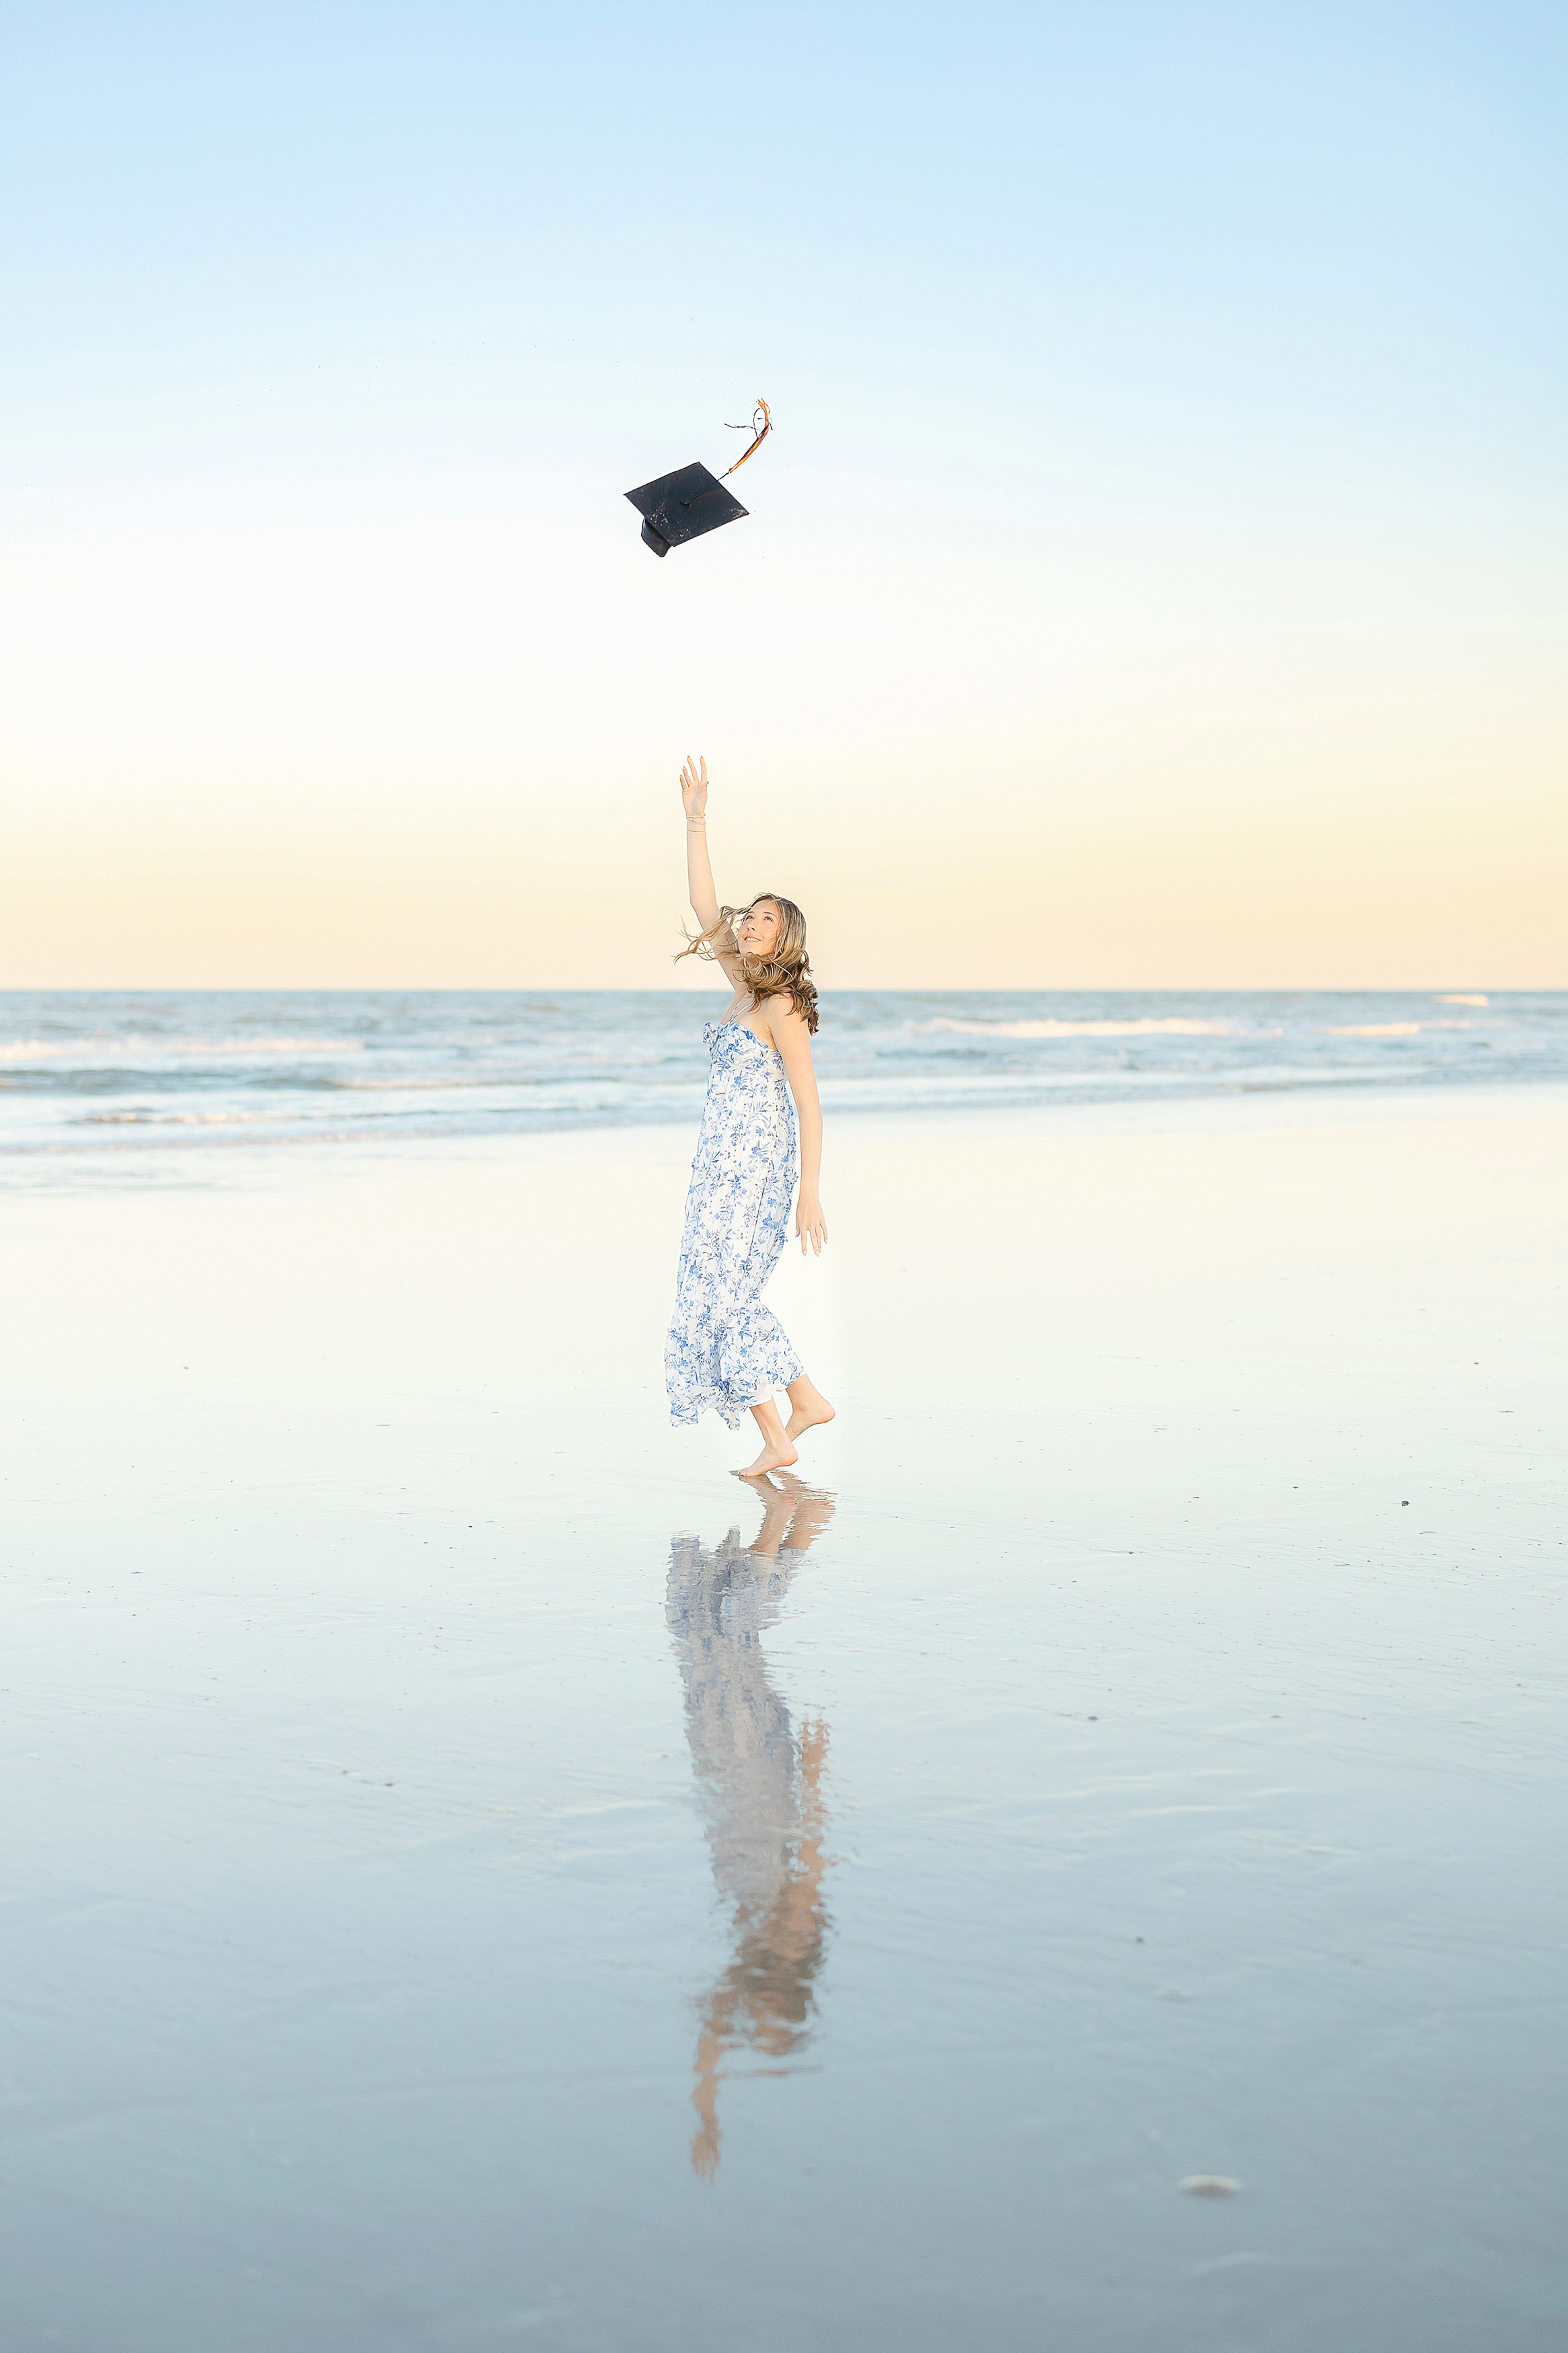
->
[3, 3, 1563, 985]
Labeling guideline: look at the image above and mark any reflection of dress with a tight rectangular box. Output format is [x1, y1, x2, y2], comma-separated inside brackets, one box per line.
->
[667, 1531, 804, 1920]
[665, 1022, 802, 1429]
[667, 1529, 829, 2170]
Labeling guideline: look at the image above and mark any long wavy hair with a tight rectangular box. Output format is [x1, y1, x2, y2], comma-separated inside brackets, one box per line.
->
[675, 891, 819, 1034]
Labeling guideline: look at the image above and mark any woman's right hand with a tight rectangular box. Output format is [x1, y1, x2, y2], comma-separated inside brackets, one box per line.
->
[680, 754, 709, 821]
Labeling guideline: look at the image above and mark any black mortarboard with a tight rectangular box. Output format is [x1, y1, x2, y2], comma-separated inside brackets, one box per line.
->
[624, 461, 749, 559]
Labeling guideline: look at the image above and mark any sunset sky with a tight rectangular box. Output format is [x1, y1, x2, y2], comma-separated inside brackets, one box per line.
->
[2, 3, 1563, 989]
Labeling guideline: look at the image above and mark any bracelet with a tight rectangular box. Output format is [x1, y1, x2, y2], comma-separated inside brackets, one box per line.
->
[686, 817, 706, 828]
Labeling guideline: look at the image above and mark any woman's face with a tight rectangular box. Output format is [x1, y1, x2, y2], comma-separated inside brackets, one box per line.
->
[735, 899, 782, 958]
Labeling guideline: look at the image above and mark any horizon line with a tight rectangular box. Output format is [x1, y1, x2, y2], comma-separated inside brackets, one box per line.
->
[0, 982, 1553, 999]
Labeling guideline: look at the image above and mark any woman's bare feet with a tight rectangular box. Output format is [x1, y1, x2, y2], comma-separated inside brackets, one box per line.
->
[785, 1375, 836, 1443]
[736, 1434, 799, 1478]
[737, 1396, 798, 1478]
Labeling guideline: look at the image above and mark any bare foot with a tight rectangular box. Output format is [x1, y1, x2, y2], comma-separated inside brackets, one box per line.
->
[785, 1382, 836, 1443]
[735, 1436, 799, 1478]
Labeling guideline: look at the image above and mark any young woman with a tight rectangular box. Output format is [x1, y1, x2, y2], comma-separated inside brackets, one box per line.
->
[664, 754, 835, 1477]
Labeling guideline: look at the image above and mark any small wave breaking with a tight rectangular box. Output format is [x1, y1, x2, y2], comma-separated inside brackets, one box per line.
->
[1327, 1022, 1477, 1038]
[910, 1016, 1235, 1040]
[0, 1036, 364, 1064]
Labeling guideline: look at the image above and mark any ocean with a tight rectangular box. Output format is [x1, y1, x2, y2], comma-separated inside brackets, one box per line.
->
[1, 988, 1563, 1164]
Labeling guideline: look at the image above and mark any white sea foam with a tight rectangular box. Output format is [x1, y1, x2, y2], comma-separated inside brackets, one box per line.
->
[911, 1016, 1235, 1040]
[80, 1109, 290, 1127]
[1328, 1022, 1466, 1037]
[0, 1036, 363, 1064]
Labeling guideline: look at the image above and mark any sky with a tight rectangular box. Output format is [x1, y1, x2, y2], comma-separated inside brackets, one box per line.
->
[1, 1, 1563, 990]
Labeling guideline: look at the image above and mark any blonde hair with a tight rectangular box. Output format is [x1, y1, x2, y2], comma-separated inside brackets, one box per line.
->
[675, 891, 819, 1034]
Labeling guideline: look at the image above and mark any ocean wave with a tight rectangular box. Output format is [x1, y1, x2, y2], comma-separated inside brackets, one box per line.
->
[910, 1016, 1236, 1039]
[78, 1109, 296, 1127]
[0, 1035, 364, 1064]
[1327, 1022, 1473, 1037]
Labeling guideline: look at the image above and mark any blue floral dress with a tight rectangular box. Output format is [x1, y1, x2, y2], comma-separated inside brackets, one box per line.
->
[666, 1020, 803, 1427]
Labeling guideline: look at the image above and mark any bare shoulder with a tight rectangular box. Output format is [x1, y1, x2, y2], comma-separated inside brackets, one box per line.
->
[759, 996, 814, 1055]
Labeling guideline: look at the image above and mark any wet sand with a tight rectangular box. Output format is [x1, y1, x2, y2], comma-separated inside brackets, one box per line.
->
[1, 1084, 1565, 2350]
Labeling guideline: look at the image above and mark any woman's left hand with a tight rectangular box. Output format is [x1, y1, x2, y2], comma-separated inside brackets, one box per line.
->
[795, 1191, 827, 1256]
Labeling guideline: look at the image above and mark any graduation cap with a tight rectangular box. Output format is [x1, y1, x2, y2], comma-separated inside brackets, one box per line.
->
[626, 400, 772, 557]
[625, 462, 747, 558]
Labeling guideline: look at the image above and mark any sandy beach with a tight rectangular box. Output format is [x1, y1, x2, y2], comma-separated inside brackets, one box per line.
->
[2, 1082, 1564, 2350]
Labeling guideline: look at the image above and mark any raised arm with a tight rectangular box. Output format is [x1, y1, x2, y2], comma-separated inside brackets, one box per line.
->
[680, 756, 744, 984]
[680, 756, 720, 930]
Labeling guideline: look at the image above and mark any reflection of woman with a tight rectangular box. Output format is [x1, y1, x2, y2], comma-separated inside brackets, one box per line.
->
[665, 754, 835, 1479]
[665, 1476, 835, 2178]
